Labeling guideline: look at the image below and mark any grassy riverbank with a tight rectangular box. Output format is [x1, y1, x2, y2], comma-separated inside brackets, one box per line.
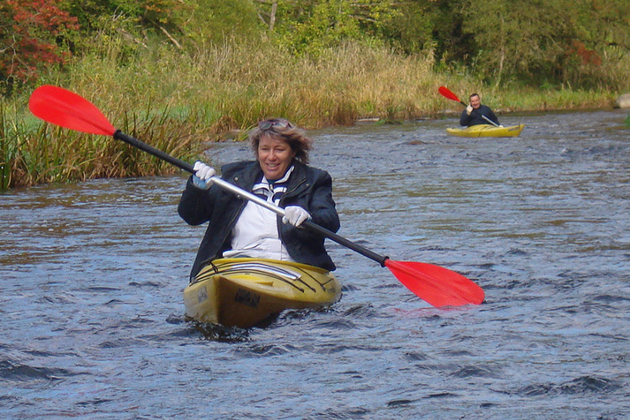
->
[1, 39, 625, 190]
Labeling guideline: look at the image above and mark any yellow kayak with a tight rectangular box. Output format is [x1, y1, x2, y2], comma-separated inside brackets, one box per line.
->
[446, 124, 525, 138]
[183, 258, 341, 328]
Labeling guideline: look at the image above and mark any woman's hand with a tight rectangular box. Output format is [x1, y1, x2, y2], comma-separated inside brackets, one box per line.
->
[192, 161, 216, 190]
[283, 206, 311, 227]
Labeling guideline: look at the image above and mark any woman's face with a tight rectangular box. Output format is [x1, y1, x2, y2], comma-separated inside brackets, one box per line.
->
[257, 135, 296, 181]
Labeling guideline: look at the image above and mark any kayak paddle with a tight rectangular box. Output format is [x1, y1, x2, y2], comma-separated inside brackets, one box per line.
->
[438, 86, 500, 127]
[29, 85, 485, 307]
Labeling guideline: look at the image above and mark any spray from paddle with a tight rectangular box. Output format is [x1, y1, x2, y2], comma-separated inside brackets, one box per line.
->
[29, 85, 485, 307]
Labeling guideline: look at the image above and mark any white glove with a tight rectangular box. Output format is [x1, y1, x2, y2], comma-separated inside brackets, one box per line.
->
[466, 105, 473, 115]
[282, 206, 311, 227]
[192, 161, 216, 190]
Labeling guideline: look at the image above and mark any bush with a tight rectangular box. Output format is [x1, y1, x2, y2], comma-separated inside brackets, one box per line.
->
[0, 0, 79, 93]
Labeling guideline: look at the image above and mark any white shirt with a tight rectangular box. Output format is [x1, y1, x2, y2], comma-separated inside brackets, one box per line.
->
[222, 167, 295, 262]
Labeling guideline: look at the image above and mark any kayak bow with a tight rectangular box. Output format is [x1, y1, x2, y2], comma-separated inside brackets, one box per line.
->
[183, 258, 341, 328]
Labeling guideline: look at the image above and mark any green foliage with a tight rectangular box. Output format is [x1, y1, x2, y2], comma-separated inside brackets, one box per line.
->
[4, 0, 630, 91]
[272, 0, 400, 57]
[66, 0, 190, 34]
[379, 1, 450, 56]
[66, 0, 265, 50]
[459, 0, 630, 88]
[182, 0, 263, 47]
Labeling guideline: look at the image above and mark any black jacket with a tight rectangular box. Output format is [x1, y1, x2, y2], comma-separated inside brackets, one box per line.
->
[460, 104, 500, 127]
[178, 159, 339, 279]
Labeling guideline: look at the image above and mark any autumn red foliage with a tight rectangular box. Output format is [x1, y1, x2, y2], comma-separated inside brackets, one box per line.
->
[569, 40, 602, 67]
[0, 0, 79, 84]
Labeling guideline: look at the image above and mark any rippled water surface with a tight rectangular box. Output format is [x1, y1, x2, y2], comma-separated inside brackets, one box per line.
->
[1, 111, 629, 419]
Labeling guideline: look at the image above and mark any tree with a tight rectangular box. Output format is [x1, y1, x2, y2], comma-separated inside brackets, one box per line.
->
[65, 0, 193, 49]
[183, 0, 263, 47]
[268, 0, 401, 57]
[378, 0, 452, 56]
[460, 0, 630, 87]
[0, 0, 79, 89]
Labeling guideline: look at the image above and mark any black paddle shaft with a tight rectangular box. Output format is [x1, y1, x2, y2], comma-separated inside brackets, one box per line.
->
[114, 130, 195, 173]
[302, 220, 388, 266]
[113, 130, 389, 267]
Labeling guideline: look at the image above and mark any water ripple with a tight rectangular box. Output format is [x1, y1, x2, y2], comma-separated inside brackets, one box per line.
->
[1, 112, 629, 419]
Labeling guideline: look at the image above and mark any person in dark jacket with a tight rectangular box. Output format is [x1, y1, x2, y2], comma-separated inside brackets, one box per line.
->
[178, 118, 339, 280]
[460, 93, 501, 127]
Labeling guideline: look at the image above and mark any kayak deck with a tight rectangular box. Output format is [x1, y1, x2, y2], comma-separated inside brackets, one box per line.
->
[183, 258, 341, 328]
[446, 124, 525, 138]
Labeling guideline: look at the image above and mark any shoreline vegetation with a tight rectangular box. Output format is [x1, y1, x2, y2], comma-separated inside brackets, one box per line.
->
[0, 40, 626, 191]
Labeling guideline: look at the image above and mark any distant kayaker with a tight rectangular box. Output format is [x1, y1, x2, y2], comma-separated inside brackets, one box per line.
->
[460, 93, 501, 127]
[178, 118, 340, 280]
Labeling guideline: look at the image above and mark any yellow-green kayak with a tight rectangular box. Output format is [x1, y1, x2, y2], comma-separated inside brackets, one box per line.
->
[183, 258, 341, 328]
[446, 124, 525, 138]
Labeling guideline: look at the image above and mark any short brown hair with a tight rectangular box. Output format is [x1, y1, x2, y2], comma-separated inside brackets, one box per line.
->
[249, 118, 313, 164]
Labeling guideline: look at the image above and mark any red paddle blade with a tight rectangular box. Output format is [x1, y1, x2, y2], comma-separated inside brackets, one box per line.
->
[29, 85, 116, 136]
[385, 259, 484, 307]
[438, 86, 461, 103]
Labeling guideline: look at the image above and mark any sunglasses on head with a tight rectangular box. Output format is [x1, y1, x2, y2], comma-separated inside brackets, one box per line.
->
[258, 118, 295, 131]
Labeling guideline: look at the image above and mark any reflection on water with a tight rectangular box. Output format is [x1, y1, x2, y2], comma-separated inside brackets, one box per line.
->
[1, 110, 629, 419]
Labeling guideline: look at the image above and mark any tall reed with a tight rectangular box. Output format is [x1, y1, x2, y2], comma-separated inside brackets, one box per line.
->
[1, 33, 625, 190]
[59, 37, 455, 130]
[1, 99, 205, 190]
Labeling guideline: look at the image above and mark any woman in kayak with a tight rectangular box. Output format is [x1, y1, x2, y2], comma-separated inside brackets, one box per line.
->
[178, 118, 340, 280]
[460, 93, 501, 127]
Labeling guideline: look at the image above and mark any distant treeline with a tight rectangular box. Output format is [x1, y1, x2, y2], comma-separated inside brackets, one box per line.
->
[2, 0, 630, 94]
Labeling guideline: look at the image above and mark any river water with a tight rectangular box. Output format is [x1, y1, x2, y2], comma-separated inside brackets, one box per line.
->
[1, 110, 629, 419]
